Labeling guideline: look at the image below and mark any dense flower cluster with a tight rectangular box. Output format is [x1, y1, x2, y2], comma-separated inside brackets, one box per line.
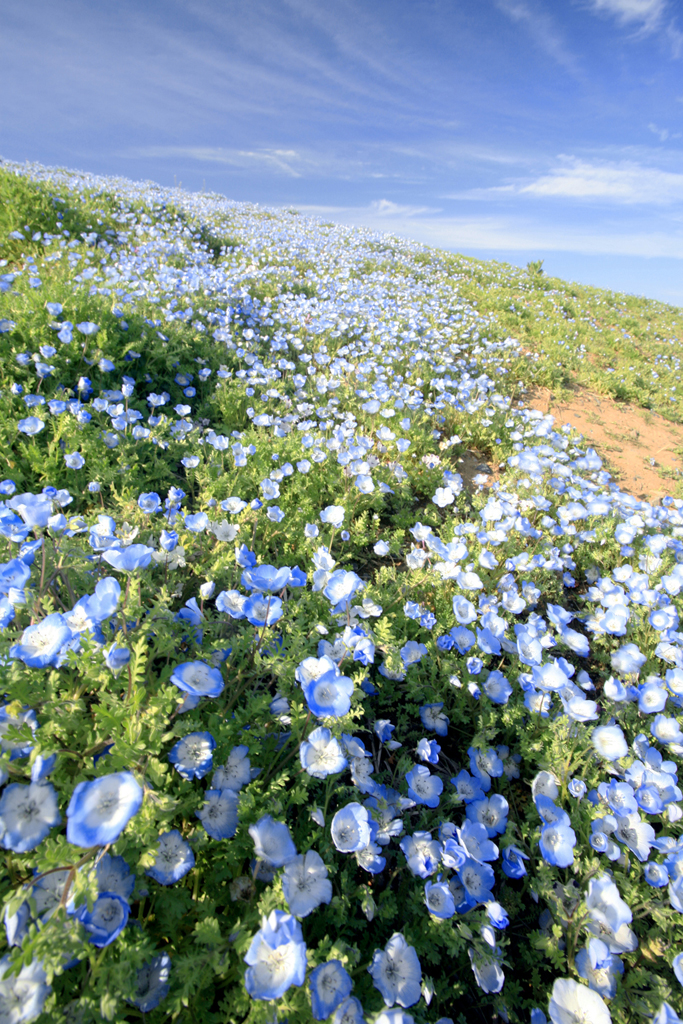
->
[0, 158, 681, 1023]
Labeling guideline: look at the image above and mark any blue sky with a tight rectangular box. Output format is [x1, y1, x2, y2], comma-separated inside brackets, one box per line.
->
[3, 0, 683, 305]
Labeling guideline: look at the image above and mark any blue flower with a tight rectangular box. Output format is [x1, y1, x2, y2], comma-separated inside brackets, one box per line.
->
[424, 879, 456, 918]
[501, 845, 529, 879]
[369, 933, 422, 1008]
[458, 857, 495, 903]
[168, 732, 216, 780]
[132, 953, 171, 1012]
[170, 661, 224, 699]
[0, 782, 61, 852]
[300, 727, 348, 778]
[244, 910, 307, 1001]
[399, 832, 442, 877]
[104, 643, 130, 676]
[146, 830, 195, 885]
[196, 790, 239, 839]
[138, 492, 162, 514]
[282, 851, 332, 917]
[74, 892, 129, 947]
[450, 769, 485, 803]
[419, 703, 449, 735]
[249, 815, 297, 866]
[243, 594, 284, 627]
[406, 765, 443, 808]
[302, 669, 354, 718]
[96, 854, 135, 900]
[331, 803, 372, 852]
[66, 772, 143, 847]
[10, 613, 73, 668]
[539, 821, 577, 867]
[309, 960, 353, 1020]
[17, 417, 45, 435]
[102, 544, 155, 572]
[320, 505, 345, 528]
[241, 564, 291, 592]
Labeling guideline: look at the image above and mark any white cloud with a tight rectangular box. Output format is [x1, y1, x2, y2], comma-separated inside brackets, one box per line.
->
[496, 0, 583, 78]
[584, 0, 666, 32]
[518, 158, 683, 202]
[294, 202, 683, 259]
[368, 199, 441, 217]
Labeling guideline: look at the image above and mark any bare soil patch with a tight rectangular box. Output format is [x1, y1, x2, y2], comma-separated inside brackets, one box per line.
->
[524, 386, 683, 504]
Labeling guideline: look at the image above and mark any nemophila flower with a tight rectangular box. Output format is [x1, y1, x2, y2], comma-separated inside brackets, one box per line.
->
[18, 416, 45, 435]
[644, 862, 669, 887]
[0, 782, 60, 852]
[138, 492, 162, 514]
[146, 830, 195, 885]
[309, 960, 353, 1020]
[132, 953, 172, 1012]
[651, 714, 683, 745]
[458, 857, 495, 903]
[0, 706, 37, 760]
[585, 874, 638, 953]
[10, 612, 73, 668]
[324, 570, 364, 608]
[417, 738, 440, 764]
[613, 812, 655, 861]
[67, 772, 143, 848]
[568, 778, 587, 801]
[95, 854, 134, 901]
[548, 977, 612, 1024]
[244, 909, 307, 1001]
[484, 670, 512, 704]
[212, 745, 252, 792]
[575, 938, 624, 999]
[331, 803, 373, 853]
[419, 703, 449, 734]
[369, 933, 422, 1008]
[170, 660, 224, 699]
[75, 892, 129, 947]
[469, 948, 505, 994]
[612, 642, 647, 677]
[102, 543, 155, 572]
[653, 1004, 683, 1024]
[424, 878, 456, 918]
[242, 564, 291, 592]
[302, 668, 354, 718]
[320, 505, 345, 528]
[104, 643, 130, 676]
[196, 789, 239, 839]
[406, 765, 443, 808]
[300, 727, 348, 778]
[243, 594, 283, 627]
[501, 844, 529, 879]
[469, 747, 504, 792]
[466, 790, 509, 839]
[399, 832, 442, 877]
[539, 821, 577, 868]
[63, 451, 85, 470]
[458, 820, 499, 862]
[249, 815, 297, 866]
[451, 769, 485, 803]
[0, 956, 51, 1021]
[76, 321, 99, 336]
[592, 724, 629, 762]
[282, 850, 332, 918]
[168, 731, 216, 780]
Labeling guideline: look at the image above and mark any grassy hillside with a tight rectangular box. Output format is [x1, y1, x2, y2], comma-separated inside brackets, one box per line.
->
[0, 159, 682, 1024]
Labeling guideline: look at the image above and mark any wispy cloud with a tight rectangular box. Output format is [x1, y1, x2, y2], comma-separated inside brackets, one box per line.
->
[496, 0, 584, 79]
[583, 0, 666, 33]
[295, 201, 683, 258]
[455, 157, 683, 204]
[519, 158, 683, 202]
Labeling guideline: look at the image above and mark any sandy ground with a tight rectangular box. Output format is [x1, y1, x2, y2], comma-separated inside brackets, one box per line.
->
[523, 386, 683, 504]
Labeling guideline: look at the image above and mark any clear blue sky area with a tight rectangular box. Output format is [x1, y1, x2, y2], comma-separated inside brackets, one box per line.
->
[3, 0, 683, 306]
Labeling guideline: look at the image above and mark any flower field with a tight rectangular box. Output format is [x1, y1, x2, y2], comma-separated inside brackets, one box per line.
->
[0, 158, 682, 1024]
